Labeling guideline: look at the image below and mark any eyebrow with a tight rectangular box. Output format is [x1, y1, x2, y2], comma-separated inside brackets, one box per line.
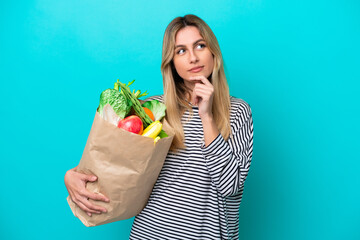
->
[175, 39, 205, 49]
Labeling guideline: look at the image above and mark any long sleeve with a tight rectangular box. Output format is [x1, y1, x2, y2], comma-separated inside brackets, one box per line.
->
[201, 104, 253, 197]
[131, 96, 252, 239]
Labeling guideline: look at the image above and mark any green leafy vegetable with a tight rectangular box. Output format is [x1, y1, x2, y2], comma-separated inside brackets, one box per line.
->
[141, 100, 166, 121]
[98, 88, 132, 119]
[157, 130, 168, 138]
[118, 80, 153, 128]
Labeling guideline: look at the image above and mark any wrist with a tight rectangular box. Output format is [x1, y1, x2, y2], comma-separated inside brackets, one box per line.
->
[201, 114, 220, 147]
[200, 113, 214, 123]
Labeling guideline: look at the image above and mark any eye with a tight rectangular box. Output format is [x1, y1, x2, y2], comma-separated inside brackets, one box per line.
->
[196, 43, 206, 49]
[176, 49, 185, 55]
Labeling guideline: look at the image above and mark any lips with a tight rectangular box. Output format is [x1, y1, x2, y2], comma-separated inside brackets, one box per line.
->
[188, 66, 204, 73]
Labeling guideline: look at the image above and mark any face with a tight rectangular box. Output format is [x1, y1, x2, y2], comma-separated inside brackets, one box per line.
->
[173, 26, 214, 86]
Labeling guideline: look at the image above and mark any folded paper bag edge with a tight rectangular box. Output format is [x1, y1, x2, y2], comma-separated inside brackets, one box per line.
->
[67, 196, 94, 227]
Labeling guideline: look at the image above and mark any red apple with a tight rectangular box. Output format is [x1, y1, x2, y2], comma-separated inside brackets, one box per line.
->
[117, 115, 143, 134]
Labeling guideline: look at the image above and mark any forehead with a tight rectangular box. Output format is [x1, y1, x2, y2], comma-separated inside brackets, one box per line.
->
[175, 26, 203, 45]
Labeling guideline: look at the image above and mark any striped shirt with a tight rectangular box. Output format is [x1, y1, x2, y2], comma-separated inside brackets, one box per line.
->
[130, 95, 253, 240]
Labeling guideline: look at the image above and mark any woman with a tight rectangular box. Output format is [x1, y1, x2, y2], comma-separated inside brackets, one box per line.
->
[65, 14, 253, 239]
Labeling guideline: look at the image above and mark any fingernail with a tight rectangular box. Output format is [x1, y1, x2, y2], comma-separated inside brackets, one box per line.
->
[103, 209, 107, 213]
[87, 212, 92, 217]
[92, 176, 97, 181]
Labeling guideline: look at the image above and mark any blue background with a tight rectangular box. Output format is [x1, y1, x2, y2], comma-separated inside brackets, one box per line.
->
[1, 0, 359, 239]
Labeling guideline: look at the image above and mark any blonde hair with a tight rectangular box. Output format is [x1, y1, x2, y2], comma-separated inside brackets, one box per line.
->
[161, 14, 231, 151]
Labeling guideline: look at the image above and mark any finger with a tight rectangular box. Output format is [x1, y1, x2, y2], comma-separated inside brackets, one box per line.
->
[79, 195, 108, 213]
[192, 88, 204, 105]
[86, 191, 110, 203]
[191, 91, 199, 105]
[76, 199, 102, 214]
[193, 96, 199, 105]
[193, 87, 213, 101]
[194, 83, 214, 94]
[81, 174, 97, 182]
[189, 75, 212, 86]
[192, 83, 212, 104]
[194, 89, 211, 99]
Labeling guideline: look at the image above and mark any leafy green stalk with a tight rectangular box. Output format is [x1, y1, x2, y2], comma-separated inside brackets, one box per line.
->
[118, 80, 153, 128]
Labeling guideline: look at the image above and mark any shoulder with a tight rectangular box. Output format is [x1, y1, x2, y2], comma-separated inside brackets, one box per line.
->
[229, 96, 252, 131]
[230, 96, 252, 117]
[144, 95, 164, 103]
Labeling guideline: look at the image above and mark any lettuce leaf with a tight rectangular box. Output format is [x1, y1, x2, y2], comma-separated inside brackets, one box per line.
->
[100, 103, 121, 126]
[142, 100, 166, 121]
[98, 88, 132, 119]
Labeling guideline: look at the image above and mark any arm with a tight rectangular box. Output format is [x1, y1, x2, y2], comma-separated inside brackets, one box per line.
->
[189, 75, 253, 197]
[189, 75, 219, 146]
[201, 106, 253, 197]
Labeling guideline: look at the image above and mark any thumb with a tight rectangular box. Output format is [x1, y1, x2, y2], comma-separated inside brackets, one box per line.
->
[82, 174, 97, 182]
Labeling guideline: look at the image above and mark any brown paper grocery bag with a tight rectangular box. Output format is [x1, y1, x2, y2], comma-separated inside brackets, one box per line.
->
[67, 112, 174, 227]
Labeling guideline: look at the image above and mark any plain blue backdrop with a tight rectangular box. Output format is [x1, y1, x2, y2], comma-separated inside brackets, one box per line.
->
[1, 0, 359, 239]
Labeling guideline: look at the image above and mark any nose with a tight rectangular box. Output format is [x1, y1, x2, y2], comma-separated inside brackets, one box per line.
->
[188, 49, 199, 63]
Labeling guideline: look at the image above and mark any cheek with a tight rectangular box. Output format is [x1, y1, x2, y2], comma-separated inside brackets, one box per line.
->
[209, 57, 214, 69]
[173, 58, 187, 75]
[206, 54, 215, 72]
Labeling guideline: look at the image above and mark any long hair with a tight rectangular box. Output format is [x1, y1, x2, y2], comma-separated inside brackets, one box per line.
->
[161, 14, 231, 151]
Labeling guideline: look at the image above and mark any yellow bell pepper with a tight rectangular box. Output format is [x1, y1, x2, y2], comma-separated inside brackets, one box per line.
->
[153, 136, 161, 145]
[142, 121, 162, 139]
